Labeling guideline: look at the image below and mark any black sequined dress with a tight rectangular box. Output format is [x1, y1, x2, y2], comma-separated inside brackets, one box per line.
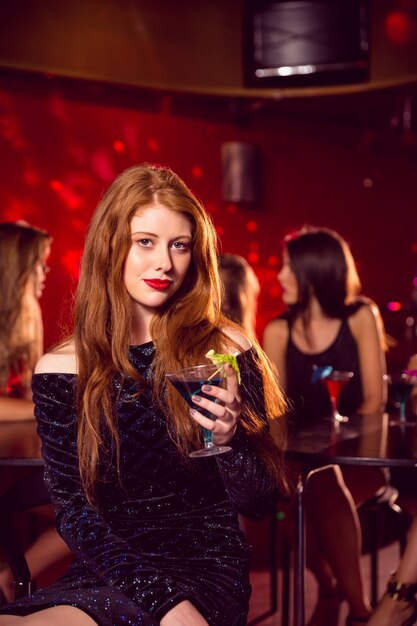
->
[0, 343, 280, 626]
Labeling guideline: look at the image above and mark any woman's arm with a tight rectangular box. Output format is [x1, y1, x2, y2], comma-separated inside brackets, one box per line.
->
[0, 396, 34, 421]
[33, 374, 187, 623]
[214, 347, 285, 519]
[262, 318, 289, 389]
[349, 302, 387, 414]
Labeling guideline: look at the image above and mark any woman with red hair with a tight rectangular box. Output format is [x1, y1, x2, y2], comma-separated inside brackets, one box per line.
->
[0, 164, 287, 626]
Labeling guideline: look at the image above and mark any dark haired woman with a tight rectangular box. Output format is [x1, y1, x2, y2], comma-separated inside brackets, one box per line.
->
[264, 226, 388, 626]
[0, 164, 287, 626]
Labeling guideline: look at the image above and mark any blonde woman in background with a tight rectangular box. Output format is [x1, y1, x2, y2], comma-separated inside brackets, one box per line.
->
[0, 222, 69, 603]
[0, 222, 51, 420]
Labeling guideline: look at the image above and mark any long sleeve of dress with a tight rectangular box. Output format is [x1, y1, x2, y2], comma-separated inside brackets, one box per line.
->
[33, 374, 186, 621]
[216, 348, 283, 520]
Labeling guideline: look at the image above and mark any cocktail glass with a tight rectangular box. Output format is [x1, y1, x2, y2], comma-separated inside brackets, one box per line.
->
[324, 370, 354, 423]
[385, 372, 417, 425]
[165, 363, 231, 458]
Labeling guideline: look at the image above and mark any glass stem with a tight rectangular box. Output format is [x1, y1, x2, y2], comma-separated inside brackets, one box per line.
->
[399, 400, 406, 423]
[202, 427, 214, 449]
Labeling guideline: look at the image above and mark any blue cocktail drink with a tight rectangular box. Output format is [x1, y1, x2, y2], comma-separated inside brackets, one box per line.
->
[166, 363, 231, 457]
[386, 372, 417, 425]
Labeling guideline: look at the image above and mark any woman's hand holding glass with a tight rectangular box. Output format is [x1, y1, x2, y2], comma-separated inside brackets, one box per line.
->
[190, 362, 241, 447]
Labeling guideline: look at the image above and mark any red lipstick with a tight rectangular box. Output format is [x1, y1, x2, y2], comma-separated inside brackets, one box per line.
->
[144, 279, 172, 291]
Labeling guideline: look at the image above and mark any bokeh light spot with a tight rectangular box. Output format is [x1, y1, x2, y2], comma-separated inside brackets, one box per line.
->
[247, 220, 258, 233]
[385, 11, 413, 44]
[23, 168, 40, 187]
[226, 204, 238, 215]
[62, 248, 83, 281]
[113, 139, 125, 153]
[206, 201, 218, 215]
[268, 255, 279, 266]
[147, 137, 159, 153]
[49, 179, 63, 191]
[191, 165, 203, 179]
[248, 251, 259, 264]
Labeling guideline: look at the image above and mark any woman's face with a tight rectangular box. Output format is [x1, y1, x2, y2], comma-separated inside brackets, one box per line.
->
[124, 203, 193, 317]
[277, 248, 299, 305]
[32, 244, 51, 299]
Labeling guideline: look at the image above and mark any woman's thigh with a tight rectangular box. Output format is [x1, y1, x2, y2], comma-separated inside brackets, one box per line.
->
[0, 606, 98, 625]
[341, 466, 387, 506]
[303, 463, 386, 509]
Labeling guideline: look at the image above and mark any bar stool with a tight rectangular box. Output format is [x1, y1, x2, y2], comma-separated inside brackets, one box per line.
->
[0, 466, 50, 602]
[358, 484, 409, 606]
[277, 484, 409, 625]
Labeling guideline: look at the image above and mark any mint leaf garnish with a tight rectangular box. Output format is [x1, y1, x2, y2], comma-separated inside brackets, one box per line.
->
[205, 350, 241, 383]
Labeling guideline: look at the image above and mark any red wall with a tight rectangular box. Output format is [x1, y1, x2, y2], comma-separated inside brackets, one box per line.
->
[1, 72, 416, 366]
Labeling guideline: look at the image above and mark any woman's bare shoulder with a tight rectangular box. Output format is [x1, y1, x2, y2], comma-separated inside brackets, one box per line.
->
[263, 318, 289, 343]
[221, 326, 252, 354]
[35, 340, 77, 374]
[349, 299, 381, 327]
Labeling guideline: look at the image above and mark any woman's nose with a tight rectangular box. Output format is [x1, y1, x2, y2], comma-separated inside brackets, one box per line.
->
[155, 247, 172, 272]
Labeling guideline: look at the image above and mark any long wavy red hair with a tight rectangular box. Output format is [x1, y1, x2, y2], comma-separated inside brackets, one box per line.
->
[74, 164, 287, 502]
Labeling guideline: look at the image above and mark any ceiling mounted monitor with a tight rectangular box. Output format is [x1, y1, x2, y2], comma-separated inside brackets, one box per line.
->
[245, 0, 370, 87]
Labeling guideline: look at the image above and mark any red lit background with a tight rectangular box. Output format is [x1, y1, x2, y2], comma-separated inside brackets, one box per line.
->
[0, 0, 416, 371]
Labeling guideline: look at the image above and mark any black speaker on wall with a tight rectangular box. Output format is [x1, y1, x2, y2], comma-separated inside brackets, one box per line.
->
[244, 0, 370, 88]
[221, 142, 261, 205]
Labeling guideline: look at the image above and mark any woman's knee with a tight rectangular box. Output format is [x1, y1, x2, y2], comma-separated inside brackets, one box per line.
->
[305, 465, 344, 497]
[0, 607, 97, 625]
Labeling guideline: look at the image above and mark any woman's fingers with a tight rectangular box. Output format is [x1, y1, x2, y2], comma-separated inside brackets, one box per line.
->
[225, 362, 241, 403]
[189, 363, 241, 443]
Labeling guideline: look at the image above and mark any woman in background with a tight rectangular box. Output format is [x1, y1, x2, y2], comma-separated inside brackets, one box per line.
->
[368, 353, 417, 625]
[0, 222, 69, 603]
[218, 253, 260, 337]
[264, 226, 388, 626]
[367, 517, 417, 626]
[0, 222, 51, 421]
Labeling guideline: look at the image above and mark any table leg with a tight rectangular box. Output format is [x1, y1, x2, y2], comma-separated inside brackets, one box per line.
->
[293, 465, 338, 626]
[294, 473, 305, 626]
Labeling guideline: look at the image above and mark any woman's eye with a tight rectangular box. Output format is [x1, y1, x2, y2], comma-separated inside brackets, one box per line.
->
[137, 238, 152, 247]
[172, 241, 189, 250]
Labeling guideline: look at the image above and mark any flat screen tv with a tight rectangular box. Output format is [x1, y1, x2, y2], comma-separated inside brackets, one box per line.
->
[245, 0, 370, 87]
